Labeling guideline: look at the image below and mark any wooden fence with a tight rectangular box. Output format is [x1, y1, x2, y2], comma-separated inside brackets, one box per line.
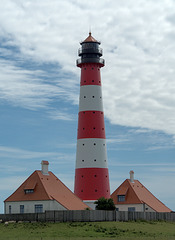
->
[0, 210, 175, 222]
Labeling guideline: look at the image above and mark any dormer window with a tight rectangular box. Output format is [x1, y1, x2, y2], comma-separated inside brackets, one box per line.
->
[118, 195, 125, 202]
[24, 181, 36, 194]
[117, 187, 128, 202]
[24, 189, 34, 194]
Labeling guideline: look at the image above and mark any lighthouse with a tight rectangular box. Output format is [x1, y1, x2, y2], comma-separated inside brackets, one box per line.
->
[74, 32, 110, 208]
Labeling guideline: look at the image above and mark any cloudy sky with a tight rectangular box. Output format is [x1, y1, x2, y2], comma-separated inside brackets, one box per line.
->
[0, 0, 175, 213]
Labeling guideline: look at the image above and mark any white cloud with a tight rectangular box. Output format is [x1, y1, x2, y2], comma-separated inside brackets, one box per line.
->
[0, 0, 174, 136]
[48, 109, 76, 121]
[0, 145, 74, 161]
[107, 138, 129, 144]
[154, 167, 175, 172]
[107, 128, 175, 151]
[0, 59, 61, 109]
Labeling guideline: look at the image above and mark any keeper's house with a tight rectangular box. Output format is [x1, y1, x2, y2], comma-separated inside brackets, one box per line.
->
[111, 171, 172, 212]
[4, 161, 89, 214]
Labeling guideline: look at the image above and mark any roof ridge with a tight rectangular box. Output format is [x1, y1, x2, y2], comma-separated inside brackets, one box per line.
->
[36, 170, 52, 200]
[126, 179, 142, 203]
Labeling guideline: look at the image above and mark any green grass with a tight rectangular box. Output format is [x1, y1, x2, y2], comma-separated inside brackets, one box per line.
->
[0, 221, 175, 240]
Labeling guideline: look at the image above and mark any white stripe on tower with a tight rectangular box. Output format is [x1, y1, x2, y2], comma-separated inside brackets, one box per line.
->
[79, 85, 103, 112]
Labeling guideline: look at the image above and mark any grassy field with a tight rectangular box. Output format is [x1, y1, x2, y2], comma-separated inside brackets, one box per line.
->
[0, 221, 175, 240]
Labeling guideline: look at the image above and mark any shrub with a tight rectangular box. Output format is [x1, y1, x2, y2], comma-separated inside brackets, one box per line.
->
[94, 197, 116, 210]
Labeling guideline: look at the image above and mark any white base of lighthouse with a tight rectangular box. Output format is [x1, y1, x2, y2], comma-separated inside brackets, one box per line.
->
[83, 200, 97, 210]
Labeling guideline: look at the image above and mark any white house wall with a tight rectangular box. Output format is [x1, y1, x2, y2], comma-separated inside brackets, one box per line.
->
[4, 200, 66, 214]
[115, 203, 155, 212]
[144, 203, 156, 212]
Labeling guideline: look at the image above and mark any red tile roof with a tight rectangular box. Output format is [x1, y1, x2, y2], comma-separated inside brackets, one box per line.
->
[117, 186, 128, 195]
[5, 170, 89, 210]
[111, 179, 171, 212]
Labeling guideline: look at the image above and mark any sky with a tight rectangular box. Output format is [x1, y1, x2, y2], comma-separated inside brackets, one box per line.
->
[0, 0, 175, 213]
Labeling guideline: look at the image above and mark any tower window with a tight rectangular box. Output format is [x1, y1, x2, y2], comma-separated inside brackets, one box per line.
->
[83, 112, 85, 114]
[83, 128, 85, 130]
[81, 175, 84, 178]
[103, 143, 105, 146]
[93, 127, 96, 130]
[102, 128, 104, 130]
[99, 81, 101, 83]
[81, 190, 83, 192]
[92, 96, 95, 98]
[93, 112, 95, 114]
[82, 160, 84, 162]
[94, 175, 97, 177]
[84, 96, 86, 98]
[95, 189, 97, 192]
[82, 143, 85, 146]
[84, 81, 86, 83]
[84, 68, 86, 70]
[92, 68, 94, 70]
[94, 143, 96, 145]
[92, 80, 94, 82]
[94, 159, 96, 162]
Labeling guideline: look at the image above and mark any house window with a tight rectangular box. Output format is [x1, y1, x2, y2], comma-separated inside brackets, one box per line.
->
[118, 195, 125, 202]
[9, 205, 11, 214]
[24, 189, 34, 194]
[128, 207, 135, 212]
[35, 204, 43, 213]
[20, 205, 24, 214]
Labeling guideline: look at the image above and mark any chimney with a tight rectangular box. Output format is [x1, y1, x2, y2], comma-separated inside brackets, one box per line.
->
[129, 170, 134, 183]
[41, 160, 49, 175]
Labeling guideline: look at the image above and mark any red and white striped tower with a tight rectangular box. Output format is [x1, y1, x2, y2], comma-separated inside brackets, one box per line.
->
[74, 33, 110, 207]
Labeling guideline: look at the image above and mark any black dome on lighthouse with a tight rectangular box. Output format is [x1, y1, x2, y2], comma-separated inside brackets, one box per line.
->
[77, 32, 104, 67]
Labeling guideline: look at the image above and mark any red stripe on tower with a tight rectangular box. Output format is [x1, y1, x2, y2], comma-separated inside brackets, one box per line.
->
[77, 111, 105, 139]
[74, 33, 110, 208]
